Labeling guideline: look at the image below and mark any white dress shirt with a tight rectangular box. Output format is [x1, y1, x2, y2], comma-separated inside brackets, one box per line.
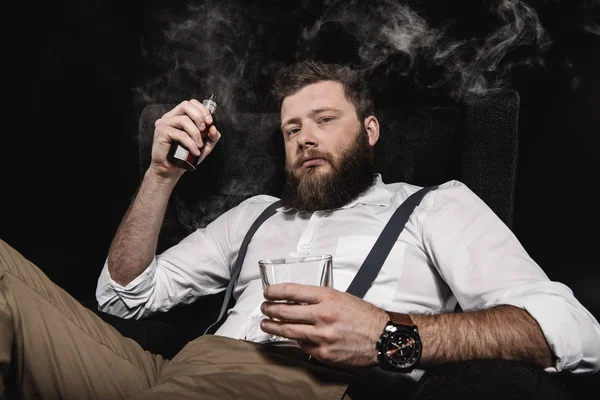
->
[96, 174, 600, 376]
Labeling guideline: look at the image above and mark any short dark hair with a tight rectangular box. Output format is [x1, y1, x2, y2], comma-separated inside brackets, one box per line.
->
[271, 60, 374, 122]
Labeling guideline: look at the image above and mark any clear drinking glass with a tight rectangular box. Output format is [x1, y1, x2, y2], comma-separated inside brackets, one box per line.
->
[258, 254, 334, 342]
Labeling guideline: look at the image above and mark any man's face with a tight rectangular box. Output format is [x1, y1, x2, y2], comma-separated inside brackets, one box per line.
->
[279, 80, 379, 212]
[280, 81, 366, 180]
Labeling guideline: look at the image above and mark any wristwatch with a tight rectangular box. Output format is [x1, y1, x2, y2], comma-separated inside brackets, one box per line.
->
[376, 313, 422, 372]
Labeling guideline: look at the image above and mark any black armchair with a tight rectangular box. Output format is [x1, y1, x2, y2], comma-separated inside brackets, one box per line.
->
[87, 89, 598, 398]
[94, 90, 516, 354]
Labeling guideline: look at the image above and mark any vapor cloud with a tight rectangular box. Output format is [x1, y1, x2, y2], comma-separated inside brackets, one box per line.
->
[131, 0, 596, 231]
[298, 0, 553, 98]
[135, 0, 567, 105]
[134, 0, 288, 113]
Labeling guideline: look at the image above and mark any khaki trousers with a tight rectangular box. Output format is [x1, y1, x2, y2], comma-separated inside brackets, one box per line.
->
[0, 239, 351, 400]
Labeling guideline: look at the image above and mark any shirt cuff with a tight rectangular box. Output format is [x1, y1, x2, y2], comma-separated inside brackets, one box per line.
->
[490, 286, 584, 373]
[97, 258, 158, 310]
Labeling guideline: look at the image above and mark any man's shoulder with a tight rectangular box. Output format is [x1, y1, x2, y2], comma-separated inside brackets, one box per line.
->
[219, 194, 282, 236]
[384, 179, 468, 197]
[232, 194, 282, 215]
[430, 180, 477, 197]
[396, 179, 485, 213]
[383, 179, 477, 211]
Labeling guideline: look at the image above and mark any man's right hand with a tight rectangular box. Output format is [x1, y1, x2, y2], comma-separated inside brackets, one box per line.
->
[151, 99, 222, 179]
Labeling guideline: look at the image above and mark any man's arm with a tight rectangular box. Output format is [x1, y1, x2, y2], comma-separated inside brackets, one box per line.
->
[262, 182, 600, 372]
[404, 305, 554, 368]
[260, 284, 555, 369]
[106, 99, 221, 286]
[107, 171, 177, 286]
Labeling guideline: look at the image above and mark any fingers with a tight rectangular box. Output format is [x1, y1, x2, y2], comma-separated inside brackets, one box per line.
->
[158, 100, 215, 147]
[155, 116, 202, 155]
[260, 318, 320, 342]
[189, 98, 214, 126]
[154, 99, 221, 167]
[260, 285, 338, 329]
[197, 125, 222, 164]
[263, 283, 329, 304]
[261, 301, 317, 324]
[162, 99, 214, 128]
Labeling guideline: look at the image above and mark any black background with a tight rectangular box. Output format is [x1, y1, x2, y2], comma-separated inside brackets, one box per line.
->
[2, 0, 599, 312]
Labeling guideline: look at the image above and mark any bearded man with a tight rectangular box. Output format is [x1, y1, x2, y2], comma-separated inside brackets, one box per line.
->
[1, 60, 598, 400]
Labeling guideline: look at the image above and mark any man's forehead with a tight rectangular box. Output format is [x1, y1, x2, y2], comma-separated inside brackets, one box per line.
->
[280, 81, 349, 117]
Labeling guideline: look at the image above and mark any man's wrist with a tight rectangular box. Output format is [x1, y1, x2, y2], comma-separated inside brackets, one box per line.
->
[386, 311, 415, 327]
[144, 167, 180, 189]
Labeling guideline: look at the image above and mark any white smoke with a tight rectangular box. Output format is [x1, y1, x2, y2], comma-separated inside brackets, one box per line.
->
[298, 0, 553, 99]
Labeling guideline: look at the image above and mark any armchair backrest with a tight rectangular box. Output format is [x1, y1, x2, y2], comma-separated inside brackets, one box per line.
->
[138, 90, 519, 252]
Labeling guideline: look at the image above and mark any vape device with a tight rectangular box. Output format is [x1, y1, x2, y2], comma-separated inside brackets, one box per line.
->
[167, 94, 218, 171]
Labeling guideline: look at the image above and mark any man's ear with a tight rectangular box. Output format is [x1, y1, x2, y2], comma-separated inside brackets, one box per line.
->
[364, 115, 380, 146]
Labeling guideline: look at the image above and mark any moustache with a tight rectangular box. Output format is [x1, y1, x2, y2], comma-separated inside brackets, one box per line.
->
[291, 150, 335, 170]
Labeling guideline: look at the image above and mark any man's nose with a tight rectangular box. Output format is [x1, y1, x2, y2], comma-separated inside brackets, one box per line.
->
[297, 125, 318, 148]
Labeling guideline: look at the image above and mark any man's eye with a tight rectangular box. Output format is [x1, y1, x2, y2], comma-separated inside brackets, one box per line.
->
[318, 117, 334, 124]
[287, 128, 300, 136]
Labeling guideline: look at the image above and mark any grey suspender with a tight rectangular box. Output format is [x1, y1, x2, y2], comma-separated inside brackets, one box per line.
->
[345, 185, 438, 298]
[204, 185, 438, 335]
[204, 199, 284, 335]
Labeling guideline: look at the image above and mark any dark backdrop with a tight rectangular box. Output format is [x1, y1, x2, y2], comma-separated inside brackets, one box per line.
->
[2, 0, 599, 311]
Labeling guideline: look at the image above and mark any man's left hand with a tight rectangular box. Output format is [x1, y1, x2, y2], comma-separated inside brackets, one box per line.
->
[260, 283, 389, 367]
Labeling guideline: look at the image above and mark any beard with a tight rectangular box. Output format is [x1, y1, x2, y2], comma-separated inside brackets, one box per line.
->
[281, 125, 376, 213]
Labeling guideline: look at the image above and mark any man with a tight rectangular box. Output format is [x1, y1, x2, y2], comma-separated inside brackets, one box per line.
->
[1, 60, 599, 399]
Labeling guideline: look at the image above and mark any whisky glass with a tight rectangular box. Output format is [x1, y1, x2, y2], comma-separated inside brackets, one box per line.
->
[258, 254, 333, 341]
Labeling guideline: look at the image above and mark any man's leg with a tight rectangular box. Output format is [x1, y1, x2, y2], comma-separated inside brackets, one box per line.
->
[0, 239, 166, 400]
[128, 335, 352, 400]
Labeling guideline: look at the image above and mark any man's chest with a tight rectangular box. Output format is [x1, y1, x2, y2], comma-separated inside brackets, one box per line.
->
[237, 207, 434, 299]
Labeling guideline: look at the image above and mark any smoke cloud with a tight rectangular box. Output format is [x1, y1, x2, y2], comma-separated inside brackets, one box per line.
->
[297, 0, 553, 99]
[577, 0, 600, 35]
[130, 0, 596, 231]
[133, 0, 292, 114]
[134, 0, 570, 108]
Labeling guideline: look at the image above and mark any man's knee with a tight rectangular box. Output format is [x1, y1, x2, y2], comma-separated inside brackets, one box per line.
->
[0, 240, 27, 275]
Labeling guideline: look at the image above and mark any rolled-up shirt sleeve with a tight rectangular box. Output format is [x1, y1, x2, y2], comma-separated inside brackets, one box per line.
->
[421, 181, 600, 374]
[96, 256, 160, 318]
[95, 202, 242, 320]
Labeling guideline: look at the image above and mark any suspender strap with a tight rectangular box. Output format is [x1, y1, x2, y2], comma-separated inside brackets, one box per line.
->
[204, 199, 284, 335]
[205, 184, 437, 334]
[345, 185, 438, 299]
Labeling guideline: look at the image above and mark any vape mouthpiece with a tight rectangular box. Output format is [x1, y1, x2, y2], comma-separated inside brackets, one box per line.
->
[203, 94, 217, 114]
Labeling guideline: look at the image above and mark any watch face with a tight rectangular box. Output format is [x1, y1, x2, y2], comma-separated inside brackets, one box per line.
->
[384, 328, 421, 369]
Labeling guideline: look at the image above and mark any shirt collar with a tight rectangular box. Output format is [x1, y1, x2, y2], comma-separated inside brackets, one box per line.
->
[276, 174, 393, 213]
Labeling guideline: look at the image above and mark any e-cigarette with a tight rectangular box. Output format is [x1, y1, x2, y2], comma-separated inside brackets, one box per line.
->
[167, 94, 218, 171]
